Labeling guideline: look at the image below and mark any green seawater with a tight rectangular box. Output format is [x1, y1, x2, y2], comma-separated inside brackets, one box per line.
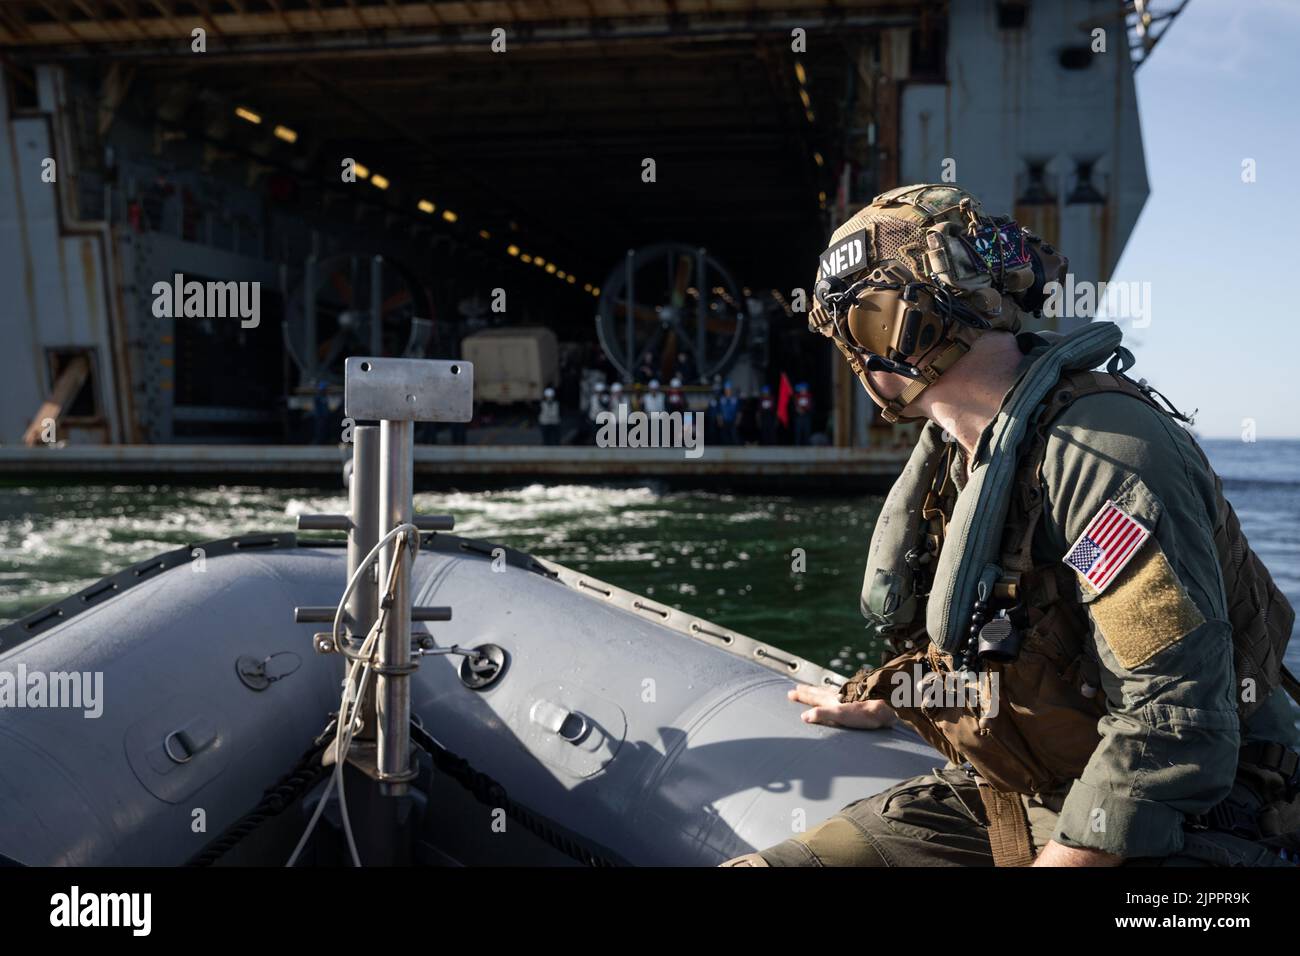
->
[3, 439, 1297, 678]
[0, 482, 888, 673]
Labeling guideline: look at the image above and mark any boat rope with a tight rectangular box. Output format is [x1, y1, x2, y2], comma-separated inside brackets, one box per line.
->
[286, 532, 410, 867]
[407, 719, 627, 868]
[185, 719, 336, 867]
[187, 717, 629, 868]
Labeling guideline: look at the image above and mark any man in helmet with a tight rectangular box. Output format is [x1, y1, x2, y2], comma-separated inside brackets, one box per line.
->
[757, 384, 778, 445]
[584, 381, 608, 445]
[718, 381, 740, 445]
[538, 386, 561, 446]
[724, 184, 1300, 868]
[792, 382, 814, 446]
[666, 377, 686, 413]
[643, 379, 666, 415]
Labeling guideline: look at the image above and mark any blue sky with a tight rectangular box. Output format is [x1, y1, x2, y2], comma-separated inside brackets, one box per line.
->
[1109, 0, 1300, 438]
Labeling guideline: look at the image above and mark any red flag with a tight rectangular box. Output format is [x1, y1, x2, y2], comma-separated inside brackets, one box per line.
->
[776, 373, 794, 428]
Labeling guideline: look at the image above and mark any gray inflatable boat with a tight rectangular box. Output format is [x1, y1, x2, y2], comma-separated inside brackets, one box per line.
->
[0, 531, 937, 866]
[0, 357, 937, 866]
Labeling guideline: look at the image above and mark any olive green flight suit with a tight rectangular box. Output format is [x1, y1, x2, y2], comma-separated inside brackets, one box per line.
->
[730, 339, 1300, 867]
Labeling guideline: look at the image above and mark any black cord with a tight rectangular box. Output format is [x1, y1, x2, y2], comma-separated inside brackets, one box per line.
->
[185, 715, 630, 867]
[408, 720, 628, 867]
[1122, 373, 1198, 425]
[186, 726, 334, 867]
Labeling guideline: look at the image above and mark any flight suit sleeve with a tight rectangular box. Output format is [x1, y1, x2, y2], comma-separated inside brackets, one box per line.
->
[1036, 393, 1240, 859]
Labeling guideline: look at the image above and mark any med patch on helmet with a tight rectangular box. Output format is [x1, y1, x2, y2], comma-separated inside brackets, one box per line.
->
[819, 229, 870, 280]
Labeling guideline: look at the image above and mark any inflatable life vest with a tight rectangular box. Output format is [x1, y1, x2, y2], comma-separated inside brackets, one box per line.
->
[844, 322, 1298, 797]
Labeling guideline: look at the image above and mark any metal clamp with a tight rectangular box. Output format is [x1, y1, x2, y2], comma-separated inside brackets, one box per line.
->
[374, 766, 420, 785]
[370, 661, 420, 676]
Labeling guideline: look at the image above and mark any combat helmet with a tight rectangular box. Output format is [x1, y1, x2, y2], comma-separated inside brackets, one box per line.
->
[809, 183, 1067, 423]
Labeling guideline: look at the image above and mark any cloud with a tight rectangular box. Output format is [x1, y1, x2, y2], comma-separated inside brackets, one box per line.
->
[1142, 0, 1300, 79]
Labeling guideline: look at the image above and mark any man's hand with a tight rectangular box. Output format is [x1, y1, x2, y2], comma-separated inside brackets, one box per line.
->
[1031, 839, 1123, 867]
[788, 684, 896, 729]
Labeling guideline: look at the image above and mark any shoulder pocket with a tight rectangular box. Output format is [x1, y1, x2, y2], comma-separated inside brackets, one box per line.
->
[1111, 473, 1165, 531]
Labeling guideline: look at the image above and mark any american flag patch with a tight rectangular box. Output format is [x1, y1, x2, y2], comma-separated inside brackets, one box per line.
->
[1062, 501, 1152, 594]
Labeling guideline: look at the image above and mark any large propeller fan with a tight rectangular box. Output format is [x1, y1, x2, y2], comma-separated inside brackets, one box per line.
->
[284, 253, 434, 384]
[595, 243, 746, 383]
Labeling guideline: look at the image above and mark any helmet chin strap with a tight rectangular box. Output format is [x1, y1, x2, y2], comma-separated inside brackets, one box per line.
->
[863, 372, 927, 425]
[879, 334, 977, 423]
[835, 324, 983, 424]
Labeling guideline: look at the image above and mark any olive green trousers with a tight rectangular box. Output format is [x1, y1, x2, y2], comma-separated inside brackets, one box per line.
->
[721, 769, 1294, 867]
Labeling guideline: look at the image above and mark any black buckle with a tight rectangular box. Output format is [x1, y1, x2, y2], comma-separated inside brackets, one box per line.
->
[1207, 800, 1263, 841]
[1244, 741, 1300, 800]
[1185, 797, 1262, 841]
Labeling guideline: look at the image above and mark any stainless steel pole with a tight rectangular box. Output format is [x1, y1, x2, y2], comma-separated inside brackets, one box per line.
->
[376, 418, 414, 795]
[349, 425, 380, 737]
[349, 425, 380, 633]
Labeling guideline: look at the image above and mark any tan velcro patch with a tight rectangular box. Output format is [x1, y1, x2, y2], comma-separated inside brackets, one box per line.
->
[1082, 546, 1206, 669]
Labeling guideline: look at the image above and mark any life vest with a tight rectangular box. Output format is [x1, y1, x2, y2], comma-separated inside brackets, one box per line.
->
[845, 323, 1298, 797]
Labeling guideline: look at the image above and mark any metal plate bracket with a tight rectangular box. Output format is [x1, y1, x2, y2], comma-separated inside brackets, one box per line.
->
[344, 357, 473, 422]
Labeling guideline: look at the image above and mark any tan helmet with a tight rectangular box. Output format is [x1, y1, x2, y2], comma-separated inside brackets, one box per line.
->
[809, 184, 1067, 423]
